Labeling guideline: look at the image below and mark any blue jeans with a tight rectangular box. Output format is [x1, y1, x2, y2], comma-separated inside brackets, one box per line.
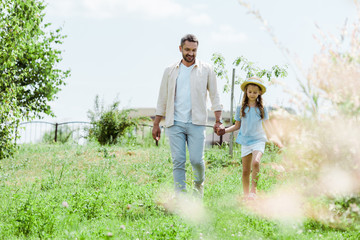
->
[167, 121, 206, 192]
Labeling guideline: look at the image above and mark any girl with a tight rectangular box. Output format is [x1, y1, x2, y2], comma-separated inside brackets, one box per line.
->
[217, 77, 283, 200]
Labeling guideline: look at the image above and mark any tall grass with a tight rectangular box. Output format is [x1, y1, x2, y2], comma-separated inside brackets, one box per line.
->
[0, 141, 359, 239]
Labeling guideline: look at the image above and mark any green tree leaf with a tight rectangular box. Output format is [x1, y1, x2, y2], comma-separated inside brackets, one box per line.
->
[0, 0, 70, 159]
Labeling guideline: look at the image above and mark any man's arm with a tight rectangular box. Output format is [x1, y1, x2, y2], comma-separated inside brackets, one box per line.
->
[213, 110, 223, 132]
[155, 68, 170, 117]
[207, 65, 223, 133]
[153, 66, 170, 142]
[207, 65, 223, 112]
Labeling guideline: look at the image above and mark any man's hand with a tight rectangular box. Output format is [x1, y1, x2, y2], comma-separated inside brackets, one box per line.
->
[152, 124, 161, 141]
[213, 122, 222, 133]
[152, 116, 163, 142]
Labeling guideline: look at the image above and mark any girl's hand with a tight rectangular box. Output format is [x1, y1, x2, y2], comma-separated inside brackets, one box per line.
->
[269, 136, 284, 149]
[275, 141, 284, 149]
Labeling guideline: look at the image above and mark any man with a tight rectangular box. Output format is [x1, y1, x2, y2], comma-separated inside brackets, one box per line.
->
[152, 34, 223, 197]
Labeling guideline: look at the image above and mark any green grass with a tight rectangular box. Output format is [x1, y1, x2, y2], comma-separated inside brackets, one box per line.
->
[0, 142, 359, 239]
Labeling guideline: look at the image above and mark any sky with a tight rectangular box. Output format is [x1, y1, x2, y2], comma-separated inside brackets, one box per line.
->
[42, 0, 358, 122]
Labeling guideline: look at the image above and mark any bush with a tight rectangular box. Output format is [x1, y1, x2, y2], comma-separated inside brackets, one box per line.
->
[87, 95, 149, 145]
[91, 109, 136, 145]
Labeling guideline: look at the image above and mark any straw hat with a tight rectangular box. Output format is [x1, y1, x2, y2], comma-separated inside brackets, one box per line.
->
[240, 77, 266, 95]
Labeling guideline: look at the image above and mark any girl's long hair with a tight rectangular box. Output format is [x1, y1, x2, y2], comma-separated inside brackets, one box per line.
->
[241, 84, 265, 119]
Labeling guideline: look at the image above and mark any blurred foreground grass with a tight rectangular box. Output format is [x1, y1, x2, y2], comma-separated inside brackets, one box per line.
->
[0, 142, 359, 239]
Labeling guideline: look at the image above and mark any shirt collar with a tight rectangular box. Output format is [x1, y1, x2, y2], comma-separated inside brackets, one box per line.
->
[176, 59, 199, 68]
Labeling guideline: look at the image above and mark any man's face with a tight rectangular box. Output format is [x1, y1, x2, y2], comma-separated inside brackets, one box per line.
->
[179, 41, 197, 64]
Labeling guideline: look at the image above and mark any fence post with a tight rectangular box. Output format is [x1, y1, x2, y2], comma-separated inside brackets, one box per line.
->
[212, 129, 214, 148]
[54, 123, 58, 142]
[142, 125, 145, 140]
[15, 122, 18, 145]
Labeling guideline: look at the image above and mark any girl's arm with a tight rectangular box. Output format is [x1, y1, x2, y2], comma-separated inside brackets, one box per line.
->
[263, 119, 284, 148]
[217, 121, 241, 135]
[225, 121, 241, 133]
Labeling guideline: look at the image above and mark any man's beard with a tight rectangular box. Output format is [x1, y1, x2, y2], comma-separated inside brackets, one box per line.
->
[183, 53, 195, 63]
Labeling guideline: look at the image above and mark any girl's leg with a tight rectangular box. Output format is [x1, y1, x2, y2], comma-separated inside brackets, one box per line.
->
[241, 154, 252, 195]
[250, 150, 263, 194]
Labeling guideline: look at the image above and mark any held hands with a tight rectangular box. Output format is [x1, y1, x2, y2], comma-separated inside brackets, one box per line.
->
[217, 126, 225, 136]
[213, 123, 225, 136]
[213, 122, 222, 132]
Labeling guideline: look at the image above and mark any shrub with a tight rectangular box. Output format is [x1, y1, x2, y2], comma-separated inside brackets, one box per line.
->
[87, 95, 149, 145]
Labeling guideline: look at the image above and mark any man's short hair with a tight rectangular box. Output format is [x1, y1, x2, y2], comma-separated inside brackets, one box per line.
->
[180, 34, 199, 47]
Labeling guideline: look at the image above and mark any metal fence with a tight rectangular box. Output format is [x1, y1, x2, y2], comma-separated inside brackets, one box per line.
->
[16, 121, 223, 146]
[16, 121, 92, 145]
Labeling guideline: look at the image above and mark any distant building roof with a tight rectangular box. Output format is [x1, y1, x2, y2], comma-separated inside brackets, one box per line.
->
[129, 108, 156, 119]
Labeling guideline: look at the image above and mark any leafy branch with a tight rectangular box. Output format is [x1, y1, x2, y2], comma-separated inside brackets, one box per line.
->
[211, 53, 288, 93]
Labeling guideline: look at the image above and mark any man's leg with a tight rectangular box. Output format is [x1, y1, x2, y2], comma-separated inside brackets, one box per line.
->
[187, 124, 206, 196]
[167, 123, 187, 193]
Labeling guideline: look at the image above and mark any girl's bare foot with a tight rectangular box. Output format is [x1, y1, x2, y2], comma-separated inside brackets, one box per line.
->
[246, 192, 257, 201]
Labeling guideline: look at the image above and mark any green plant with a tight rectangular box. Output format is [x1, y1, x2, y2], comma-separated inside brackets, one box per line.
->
[0, 0, 70, 159]
[0, 106, 20, 159]
[204, 146, 237, 168]
[0, 143, 359, 239]
[0, 0, 70, 118]
[87, 95, 150, 145]
[211, 53, 287, 93]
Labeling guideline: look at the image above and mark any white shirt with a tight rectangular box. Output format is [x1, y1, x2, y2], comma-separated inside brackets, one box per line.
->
[155, 59, 223, 127]
[174, 63, 194, 123]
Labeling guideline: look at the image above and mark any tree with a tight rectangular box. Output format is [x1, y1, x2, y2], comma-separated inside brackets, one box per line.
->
[211, 53, 287, 93]
[0, 84, 21, 159]
[0, 0, 70, 158]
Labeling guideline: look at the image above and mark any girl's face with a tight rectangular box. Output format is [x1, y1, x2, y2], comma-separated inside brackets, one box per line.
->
[246, 84, 261, 102]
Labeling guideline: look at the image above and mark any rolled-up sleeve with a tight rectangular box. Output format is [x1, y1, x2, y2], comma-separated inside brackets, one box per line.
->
[207, 65, 223, 111]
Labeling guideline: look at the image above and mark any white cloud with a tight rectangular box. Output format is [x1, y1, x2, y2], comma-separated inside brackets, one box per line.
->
[187, 13, 212, 26]
[46, 0, 216, 26]
[45, 0, 81, 17]
[211, 25, 248, 43]
[46, 0, 184, 19]
[123, 0, 183, 18]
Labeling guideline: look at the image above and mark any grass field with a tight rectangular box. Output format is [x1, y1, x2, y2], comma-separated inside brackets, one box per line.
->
[0, 141, 359, 239]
